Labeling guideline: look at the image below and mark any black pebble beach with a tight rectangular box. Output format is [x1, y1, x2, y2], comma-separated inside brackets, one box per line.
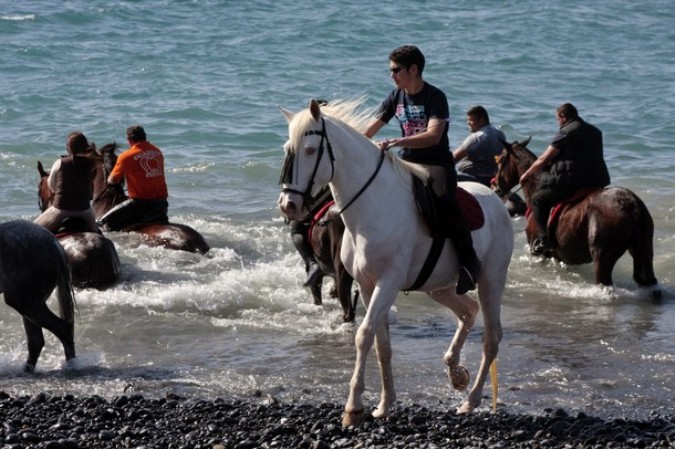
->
[0, 391, 673, 449]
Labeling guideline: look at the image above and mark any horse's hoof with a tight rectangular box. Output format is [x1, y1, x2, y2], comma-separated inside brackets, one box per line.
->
[342, 409, 365, 427]
[456, 401, 475, 415]
[448, 365, 470, 391]
[23, 363, 35, 374]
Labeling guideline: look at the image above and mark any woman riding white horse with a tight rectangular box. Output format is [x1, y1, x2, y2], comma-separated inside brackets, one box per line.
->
[278, 99, 513, 425]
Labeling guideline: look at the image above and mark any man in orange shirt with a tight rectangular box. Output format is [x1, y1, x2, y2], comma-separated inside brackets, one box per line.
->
[98, 125, 169, 231]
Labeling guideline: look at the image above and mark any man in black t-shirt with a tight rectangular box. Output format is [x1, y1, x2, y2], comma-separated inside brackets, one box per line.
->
[364, 45, 480, 295]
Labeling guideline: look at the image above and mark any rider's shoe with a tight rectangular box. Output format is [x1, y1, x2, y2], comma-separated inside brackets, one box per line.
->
[531, 236, 553, 256]
[457, 255, 481, 295]
[303, 262, 322, 287]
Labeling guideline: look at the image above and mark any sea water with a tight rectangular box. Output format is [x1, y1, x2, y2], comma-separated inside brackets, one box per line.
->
[0, 0, 673, 419]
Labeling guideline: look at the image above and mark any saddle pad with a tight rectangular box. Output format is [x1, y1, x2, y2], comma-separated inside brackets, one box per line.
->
[457, 187, 484, 231]
[308, 200, 335, 244]
[548, 188, 599, 226]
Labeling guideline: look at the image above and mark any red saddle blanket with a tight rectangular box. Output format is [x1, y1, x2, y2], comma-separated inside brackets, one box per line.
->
[308, 200, 335, 242]
[457, 187, 485, 231]
[525, 188, 599, 226]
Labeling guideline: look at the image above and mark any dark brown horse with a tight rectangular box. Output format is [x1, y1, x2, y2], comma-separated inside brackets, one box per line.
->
[492, 138, 660, 297]
[306, 204, 358, 323]
[94, 143, 210, 254]
[0, 219, 76, 372]
[37, 161, 121, 289]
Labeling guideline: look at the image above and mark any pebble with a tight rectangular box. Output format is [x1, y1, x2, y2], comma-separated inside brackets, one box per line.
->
[0, 392, 672, 448]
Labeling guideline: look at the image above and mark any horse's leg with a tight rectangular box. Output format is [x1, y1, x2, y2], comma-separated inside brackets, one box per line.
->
[460, 280, 504, 414]
[428, 288, 479, 392]
[21, 316, 45, 373]
[372, 318, 395, 419]
[343, 282, 397, 426]
[335, 265, 355, 323]
[25, 301, 75, 363]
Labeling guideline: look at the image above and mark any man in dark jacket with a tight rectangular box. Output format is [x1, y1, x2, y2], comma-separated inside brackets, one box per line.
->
[519, 103, 610, 255]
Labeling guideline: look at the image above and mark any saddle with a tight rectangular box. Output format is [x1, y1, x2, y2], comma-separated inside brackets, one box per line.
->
[411, 175, 485, 236]
[525, 188, 599, 229]
[54, 217, 91, 237]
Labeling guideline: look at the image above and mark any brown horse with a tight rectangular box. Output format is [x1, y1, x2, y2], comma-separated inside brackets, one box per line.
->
[0, 219, 76, 372]
[492, 138, 660, 298]
[93, 143, 210, 254]
[306, 204, 358, 323]
[37, 161, 121, 289]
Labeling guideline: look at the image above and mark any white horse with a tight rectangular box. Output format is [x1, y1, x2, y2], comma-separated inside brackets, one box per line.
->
[278, 99, 513, 426]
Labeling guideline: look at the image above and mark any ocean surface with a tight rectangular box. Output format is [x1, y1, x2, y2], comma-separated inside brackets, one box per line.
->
[0, 0, 673, 420]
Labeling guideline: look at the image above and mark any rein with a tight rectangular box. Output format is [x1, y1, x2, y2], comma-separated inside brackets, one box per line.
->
[281, 117, 385, 225]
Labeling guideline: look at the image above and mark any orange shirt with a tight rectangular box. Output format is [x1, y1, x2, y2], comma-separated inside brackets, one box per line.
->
[110, 141, 168, 200]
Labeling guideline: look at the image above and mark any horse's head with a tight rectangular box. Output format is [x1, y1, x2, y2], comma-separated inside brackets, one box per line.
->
[92, 142, 127, 218]
[491, 136, 535, 198]
[37, 160, 54, 212]
[278, 99, 335, 221]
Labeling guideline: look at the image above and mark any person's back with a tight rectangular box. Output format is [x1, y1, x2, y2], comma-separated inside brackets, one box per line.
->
[98, 125, 169, 231]
[35, 131, 99, 233]
[539, 117, 609, 190]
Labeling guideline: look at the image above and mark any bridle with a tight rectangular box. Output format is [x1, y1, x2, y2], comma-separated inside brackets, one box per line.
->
[280, 117, 385, 221]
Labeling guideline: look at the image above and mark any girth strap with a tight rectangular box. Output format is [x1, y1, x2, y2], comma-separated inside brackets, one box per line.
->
[404, 235, 445, 291]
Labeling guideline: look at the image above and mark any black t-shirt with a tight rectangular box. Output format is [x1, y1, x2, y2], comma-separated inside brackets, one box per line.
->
[376, 82, 451, 166]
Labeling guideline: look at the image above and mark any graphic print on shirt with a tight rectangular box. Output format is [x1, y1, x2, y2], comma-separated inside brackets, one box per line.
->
[133, 149, 164, 178]
[395, 103, 428, 137]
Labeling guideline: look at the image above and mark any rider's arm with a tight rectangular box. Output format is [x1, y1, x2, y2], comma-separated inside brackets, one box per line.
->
[519, 145, 560, 184]
[364, 119, 386, 139]
[47, 159, 61, 193]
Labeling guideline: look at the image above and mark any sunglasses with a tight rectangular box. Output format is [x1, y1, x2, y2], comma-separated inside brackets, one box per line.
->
[390, 65, 407, 74]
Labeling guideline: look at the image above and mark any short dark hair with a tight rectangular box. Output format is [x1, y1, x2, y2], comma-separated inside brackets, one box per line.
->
[466, 105, 490, 124]
[126, 125, 147, 142]
[556, 103, 579, 120]
[389, 45, 425, 74]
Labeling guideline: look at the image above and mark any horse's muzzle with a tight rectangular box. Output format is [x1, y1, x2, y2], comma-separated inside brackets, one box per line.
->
[278, 192, 305, 221]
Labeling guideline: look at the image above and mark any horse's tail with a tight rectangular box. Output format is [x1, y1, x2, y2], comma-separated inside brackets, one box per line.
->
[53, 241, 76, 323]
[629, 192, 658, 288]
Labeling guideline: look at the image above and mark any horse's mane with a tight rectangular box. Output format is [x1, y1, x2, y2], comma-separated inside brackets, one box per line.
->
[289, 97, 378, 154]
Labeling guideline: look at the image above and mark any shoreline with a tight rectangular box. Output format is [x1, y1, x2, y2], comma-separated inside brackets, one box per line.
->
[0, 392, 672, 448]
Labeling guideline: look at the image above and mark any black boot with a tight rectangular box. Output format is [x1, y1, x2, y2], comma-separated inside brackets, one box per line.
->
[531, 233, 553, 257]
[290, 220, 323, 286]
[445, 214, 481, 295]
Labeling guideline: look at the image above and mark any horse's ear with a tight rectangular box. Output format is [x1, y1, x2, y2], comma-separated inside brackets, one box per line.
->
[37, 161, 47, 177]
[279, 106, 295, 124]
[498, 138, 511, 150]
[309, 99, 321, 121]
[519, 136, 532, 147]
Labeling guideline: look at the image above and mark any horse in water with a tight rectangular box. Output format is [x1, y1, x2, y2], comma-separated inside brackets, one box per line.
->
[305, 202, 358, 323]
[492, 138, 660, 298]
[37, 161, 121, 289]
[94, 143, 210, 254]
[278, 99, 513, 425]
[0, 220, 76, 372]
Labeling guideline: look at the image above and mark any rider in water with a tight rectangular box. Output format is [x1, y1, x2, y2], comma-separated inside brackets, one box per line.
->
[364, 45, 481, 294]
[98, 125, 169, 231]
[35, 131, 99, 233]
[453, 105, 506, 187]
[519, 103, 610, 256]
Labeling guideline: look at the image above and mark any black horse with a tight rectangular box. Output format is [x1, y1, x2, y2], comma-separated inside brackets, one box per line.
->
[0, 220, 76, 372]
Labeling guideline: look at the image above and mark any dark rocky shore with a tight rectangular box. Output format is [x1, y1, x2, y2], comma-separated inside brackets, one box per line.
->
[0, 391, 672, 449]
